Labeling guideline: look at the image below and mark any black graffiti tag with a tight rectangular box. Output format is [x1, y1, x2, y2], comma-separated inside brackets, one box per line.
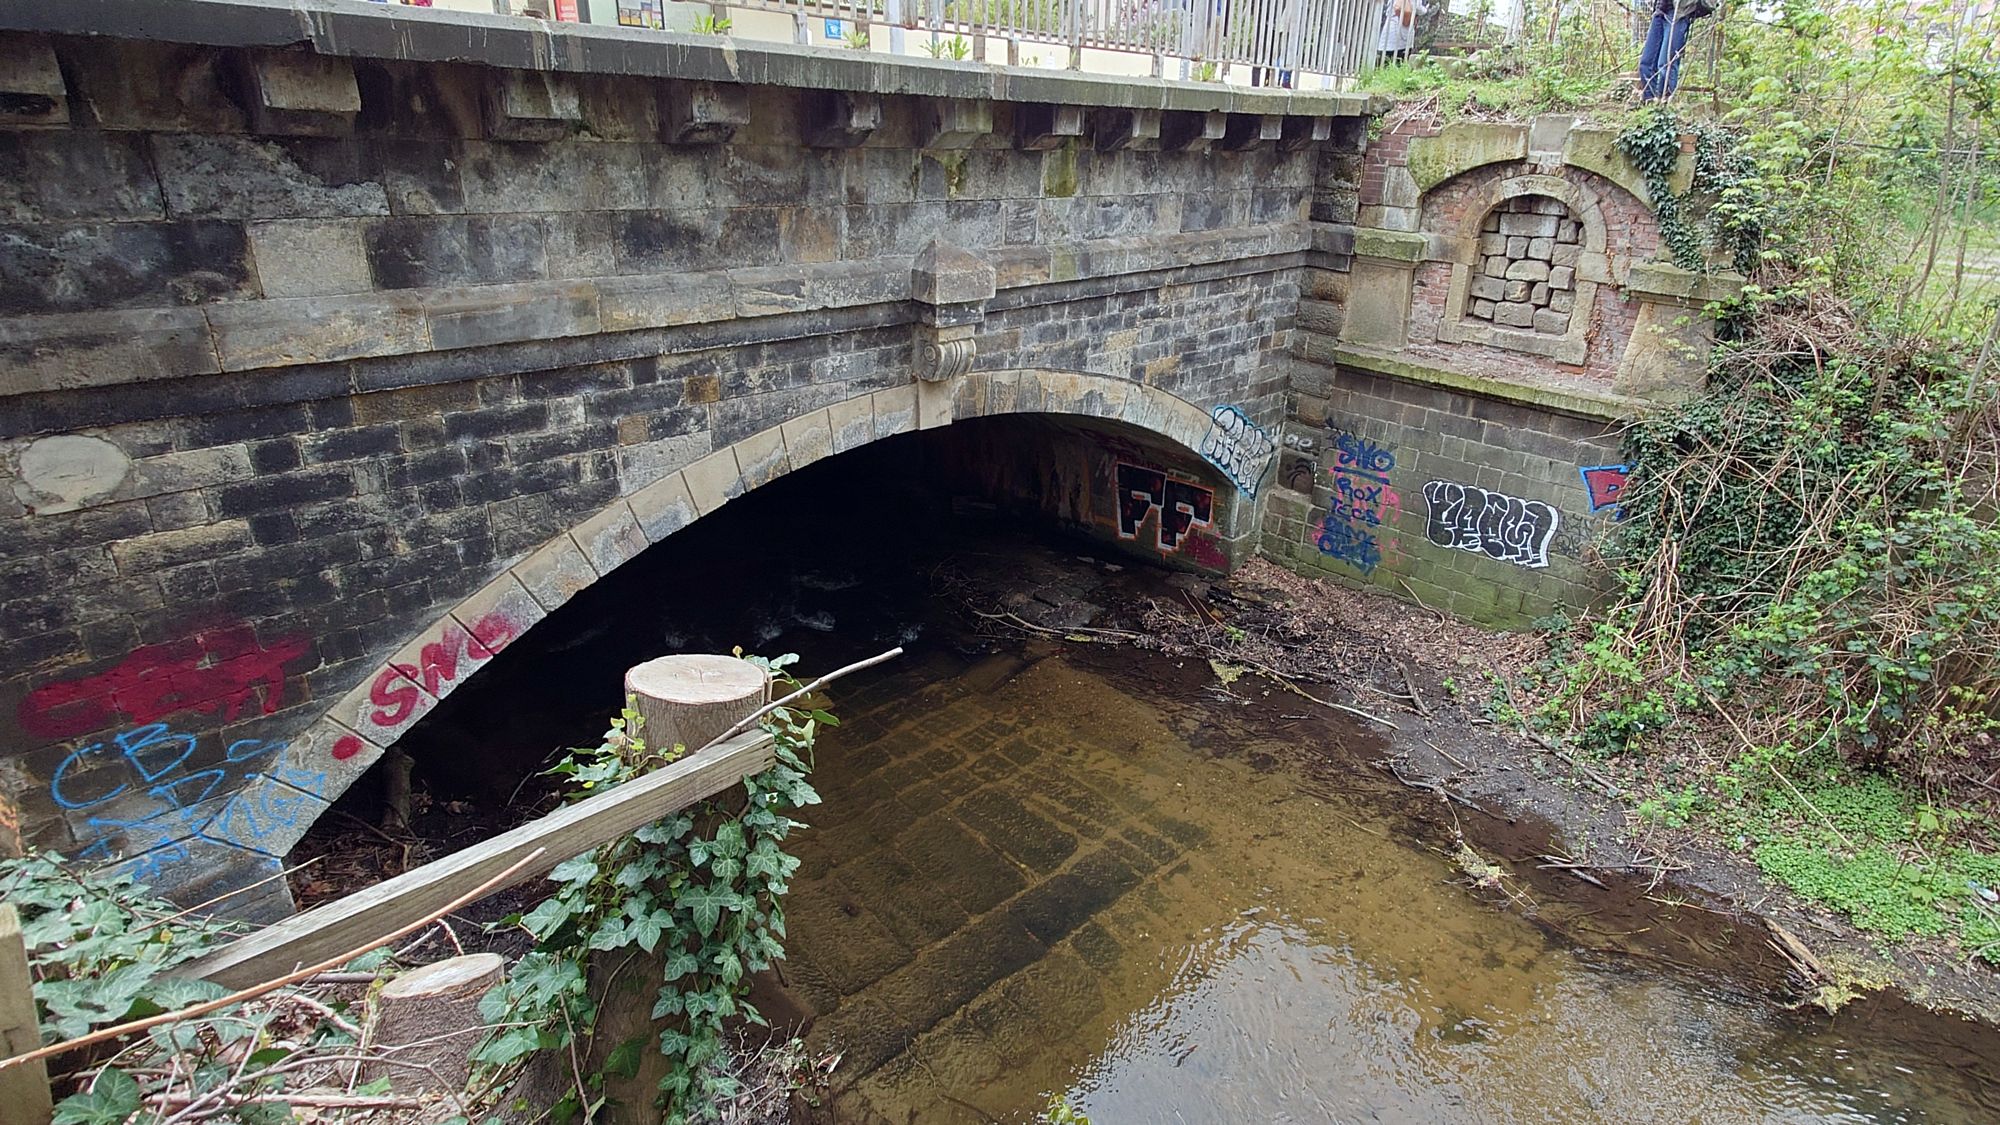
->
[1421, 480, 1560, 569]
[1116, 463, 1214, 552]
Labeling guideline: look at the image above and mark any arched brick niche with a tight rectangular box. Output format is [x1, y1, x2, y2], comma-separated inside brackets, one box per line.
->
[1428, 172, 1618, 367]
[1462, 195, 1582, 340]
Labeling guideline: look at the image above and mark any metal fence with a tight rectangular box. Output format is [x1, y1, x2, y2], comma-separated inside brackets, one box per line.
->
[732, 0, 1378, 82]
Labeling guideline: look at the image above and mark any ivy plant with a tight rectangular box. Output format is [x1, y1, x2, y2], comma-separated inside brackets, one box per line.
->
[475, 654, 829, 1124]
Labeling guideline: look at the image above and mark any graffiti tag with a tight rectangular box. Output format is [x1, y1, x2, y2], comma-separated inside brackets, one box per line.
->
[1115, 463, 1214, 553]
[1422, 481, 1561, 569]
[1198, 406, 1278, 498]
[18, 624, 309, 741]
[1579, 464, 1631, 516]
[1314, 431, 1402, 575]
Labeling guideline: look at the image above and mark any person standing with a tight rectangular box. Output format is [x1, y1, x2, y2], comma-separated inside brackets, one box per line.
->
[1378, 0, 1426, 63]
[1638, 0, 1715, 101]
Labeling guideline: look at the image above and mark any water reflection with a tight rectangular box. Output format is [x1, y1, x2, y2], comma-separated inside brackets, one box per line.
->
[772, 647, 1996, 1124]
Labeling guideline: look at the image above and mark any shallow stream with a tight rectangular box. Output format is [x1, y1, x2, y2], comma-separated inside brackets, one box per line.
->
[776, 638, 2000, 1123]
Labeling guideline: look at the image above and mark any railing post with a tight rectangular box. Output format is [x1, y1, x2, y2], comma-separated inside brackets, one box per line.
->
[1067, 0, 1084, 69]
[884, 0, 908, 54]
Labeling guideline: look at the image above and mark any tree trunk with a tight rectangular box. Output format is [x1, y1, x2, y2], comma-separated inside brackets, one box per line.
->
[361, 952, 504, 1094]
[623, 655, 771, 755]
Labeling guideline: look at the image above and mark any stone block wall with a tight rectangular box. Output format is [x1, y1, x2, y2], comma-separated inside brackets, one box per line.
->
[1265, 354, 1626, 627]
[0, 3, 1358, 911]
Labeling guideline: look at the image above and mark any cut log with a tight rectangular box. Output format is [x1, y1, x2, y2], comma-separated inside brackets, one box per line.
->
[0, 905, 52, 1125]
[623, 654, 771, 754]
[361, 952, 505, 1094]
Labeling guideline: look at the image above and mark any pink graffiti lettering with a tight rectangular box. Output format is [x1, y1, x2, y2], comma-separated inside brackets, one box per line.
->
[364, 610, 523, 730]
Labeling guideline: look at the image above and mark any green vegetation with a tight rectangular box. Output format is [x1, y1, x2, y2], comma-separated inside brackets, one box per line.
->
[477, 655, 828, 1123]
[1492, 0, 2000, 965]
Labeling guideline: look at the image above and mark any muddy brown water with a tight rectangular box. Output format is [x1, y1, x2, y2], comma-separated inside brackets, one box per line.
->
[767, 642, 2000, 1123]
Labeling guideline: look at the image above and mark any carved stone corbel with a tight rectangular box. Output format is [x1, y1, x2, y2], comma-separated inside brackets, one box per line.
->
[909, 240, 997, 425]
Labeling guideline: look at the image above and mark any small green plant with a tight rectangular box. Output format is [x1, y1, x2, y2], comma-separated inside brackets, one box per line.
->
[922, 34, 971, 60]
[1042, 1093, 1091, 1124]
[477, 656, 830, 1124]
[690, 14, 731, 34]
[1636, 784, 1706, 827]
[846, 29, 871, 49]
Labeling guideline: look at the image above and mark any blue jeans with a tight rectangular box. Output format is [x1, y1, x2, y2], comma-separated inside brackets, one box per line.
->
[1638, 11, 1694, 101]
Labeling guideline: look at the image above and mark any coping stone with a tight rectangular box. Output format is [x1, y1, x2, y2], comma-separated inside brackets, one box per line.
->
[0, 0, 1376, 119]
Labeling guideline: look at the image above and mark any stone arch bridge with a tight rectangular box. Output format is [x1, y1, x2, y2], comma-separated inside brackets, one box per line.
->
[0, 0, 1730, 914]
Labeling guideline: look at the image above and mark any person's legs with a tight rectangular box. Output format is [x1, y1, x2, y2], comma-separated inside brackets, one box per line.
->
[1637, 11, 1669, 100]
[1660, 14, 1695, 97]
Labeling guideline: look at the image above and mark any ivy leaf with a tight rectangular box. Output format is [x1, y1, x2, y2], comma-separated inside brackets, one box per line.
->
[682, 883, 742, 936]
[52, 1067, 140, 1125]
[660, 949, 702, 982]
[628, 914, 664, 954]
[471, 1026, 543, 1067]
[520, 896, 574, 940]
[588, 919, 629, 952]
[604, 1036, 646, 1079]
[550, 855, 598, 885]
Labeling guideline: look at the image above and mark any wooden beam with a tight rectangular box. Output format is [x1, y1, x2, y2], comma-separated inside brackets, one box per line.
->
[0, 905, 52, 1125]
[177, 732, 777, 990]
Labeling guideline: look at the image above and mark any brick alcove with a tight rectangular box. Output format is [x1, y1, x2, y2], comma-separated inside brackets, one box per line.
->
[1463, 194, 1582, 338]
[1433, 172, 1612, 366]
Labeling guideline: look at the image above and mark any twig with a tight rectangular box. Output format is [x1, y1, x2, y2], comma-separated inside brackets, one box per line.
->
[703, 648, 906, 750]
[1421, 737, 1469, 771]
[1, 849, 546, 1071]
[1397, 661, 1432, 717]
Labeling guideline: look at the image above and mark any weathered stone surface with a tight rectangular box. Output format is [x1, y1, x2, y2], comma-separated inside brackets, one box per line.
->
[0, 133, 161, 222]
[207, 292, 428, 370]
[665, 81, 750, 144]
[0, 220, 255, 315]
[1498, 212, 1557, 238]
[805, 90, 882, 148]
[247, 219, 371, 298]
[1504, 259, 1550, 282]
[911, 241, 997, 307]
[779, 408, 834, 471]
[1549, 289, 1575, 313]
[627, 470, 699, 542]
[1467, 275, 1505, 302]
[1503, 280, 1529, 301]
[682, 447, 744, 515]
[1533, 308, 1568, 334]
[512, 533, 598, 611]
[484, 70, 582, 142]
[151, 135, 388, 219]
[920, 98, 994, 148]
[1549, 265, 1574, 290]
[1405, 121, 1527, 191]
[1493, 301, 1535, 328]
[0, 307, 219, 396]
[1470, 298, 1495, 320]
[12, 435, 130, 514]
[571, 500, 649, 577]
[243, 50, 360, 135]
[363, 216, 547, 290]
[0, 34, 66, 127]
[733, 425, 792, 490]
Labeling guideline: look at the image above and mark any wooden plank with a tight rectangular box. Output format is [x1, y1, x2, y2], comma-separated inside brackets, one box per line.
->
[177, 732, 777, 990]
[0, 905, 53, 1125]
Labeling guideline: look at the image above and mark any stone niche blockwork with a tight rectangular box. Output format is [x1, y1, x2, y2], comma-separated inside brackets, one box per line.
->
[1464, 194, 1581, 339]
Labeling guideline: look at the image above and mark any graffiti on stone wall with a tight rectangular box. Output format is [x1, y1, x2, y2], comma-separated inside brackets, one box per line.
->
[27, 609, 524, 879]
[1422, 481, 1561, 568]
[1579, 464, 1631, 517]
[1116, 463, 1214, 553]
[50, 722, 322, 880]
[1198, 405, 1277, 498]
[18, 624, 310, 741]
[1314, 431, 1402, 575]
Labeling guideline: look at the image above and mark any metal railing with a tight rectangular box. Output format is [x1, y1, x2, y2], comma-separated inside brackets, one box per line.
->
[734, 0, 1377, 82]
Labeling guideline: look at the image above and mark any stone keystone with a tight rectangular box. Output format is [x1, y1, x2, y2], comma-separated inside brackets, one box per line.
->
[911, 241, 997, 308]
[242, 50, 360, 136]
[665, 81, 750, 145]
[483, 70, 583, 142]
[0, 35, 67, 127]
[805, 90, 882, 148]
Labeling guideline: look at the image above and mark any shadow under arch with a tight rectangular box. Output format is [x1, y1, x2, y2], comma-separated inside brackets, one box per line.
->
[268, 369, 1226, 833]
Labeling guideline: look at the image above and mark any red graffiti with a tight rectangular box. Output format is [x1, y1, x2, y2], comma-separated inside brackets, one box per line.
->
[364, 610, 523, 731]
[331, 734, 364, 761]
[18, 625, 310, 742]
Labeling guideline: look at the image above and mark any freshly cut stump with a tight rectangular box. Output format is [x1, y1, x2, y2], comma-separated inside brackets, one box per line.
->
[623, 654, 771, 753]
[362, 952, 504, 1093]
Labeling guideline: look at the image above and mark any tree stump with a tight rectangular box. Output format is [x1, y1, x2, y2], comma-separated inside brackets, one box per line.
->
[623, 654, 771, 754]
[362, 952, 504, 1094]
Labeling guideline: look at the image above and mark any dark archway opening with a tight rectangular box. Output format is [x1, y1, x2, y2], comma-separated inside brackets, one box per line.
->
[291, 410, 1230, 878]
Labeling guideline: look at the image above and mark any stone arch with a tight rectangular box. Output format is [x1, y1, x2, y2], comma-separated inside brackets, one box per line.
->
[248, 369, 1223, 854]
